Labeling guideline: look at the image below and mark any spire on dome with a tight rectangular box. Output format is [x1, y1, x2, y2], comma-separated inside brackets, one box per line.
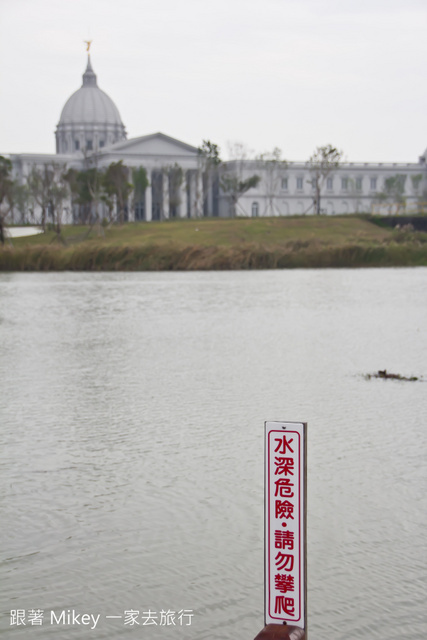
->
[82, 55, 97, 87]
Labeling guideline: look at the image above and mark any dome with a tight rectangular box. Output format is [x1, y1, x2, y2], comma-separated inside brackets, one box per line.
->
[55, 56, 126, 155]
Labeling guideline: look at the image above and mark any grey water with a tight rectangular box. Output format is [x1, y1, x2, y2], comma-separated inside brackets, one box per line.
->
[0, 269, 426, 640]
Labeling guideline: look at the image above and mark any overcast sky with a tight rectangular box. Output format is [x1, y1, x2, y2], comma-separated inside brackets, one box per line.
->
[0, 0, 426, 162]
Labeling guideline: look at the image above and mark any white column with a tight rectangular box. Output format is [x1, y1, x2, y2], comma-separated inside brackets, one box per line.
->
[189, 171, 196, 218]
[162, 170, 170, 220]
[179, 172, 188, 218]
[127, 194, 134, 222]
[206, 174, 213, 217]
[195, 170, 203, 217]
[145, 170, 152, 222]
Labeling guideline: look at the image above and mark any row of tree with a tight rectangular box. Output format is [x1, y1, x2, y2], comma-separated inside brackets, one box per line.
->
[0, 157, 147, 243]
[200, 141, 426, 216]
[198, 140, 343, 216]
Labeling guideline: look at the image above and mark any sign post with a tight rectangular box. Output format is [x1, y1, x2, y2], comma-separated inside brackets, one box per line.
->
[265, 421, 307, 633]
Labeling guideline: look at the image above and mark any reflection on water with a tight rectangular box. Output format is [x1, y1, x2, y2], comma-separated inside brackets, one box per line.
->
[1, 270, 426, 639]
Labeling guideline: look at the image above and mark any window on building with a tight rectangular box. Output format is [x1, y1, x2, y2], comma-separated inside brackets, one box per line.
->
[341, 178, 348, 190]
[87, 140, 93, 151]
[75, 140, 80, 151]
[281, 178, 288, 190]
[99, 140, 105, 148]
[327, 178, 333, 190]
[356, 177, 363, 190]
[296, 177, 303, 190]
[251, 202, 259, 217]
[370, 177, 377, 190]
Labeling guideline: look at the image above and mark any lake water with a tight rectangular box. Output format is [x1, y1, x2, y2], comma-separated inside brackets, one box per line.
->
[1, 269, 426, 640]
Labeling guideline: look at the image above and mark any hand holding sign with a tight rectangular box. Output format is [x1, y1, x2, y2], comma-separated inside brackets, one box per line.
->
[254, 623, 305, 640]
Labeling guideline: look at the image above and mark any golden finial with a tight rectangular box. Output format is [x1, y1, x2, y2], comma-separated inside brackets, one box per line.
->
[84, 40, 92, 53]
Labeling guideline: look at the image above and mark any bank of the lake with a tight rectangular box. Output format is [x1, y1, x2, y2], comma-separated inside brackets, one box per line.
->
[2, 216, 427, 270]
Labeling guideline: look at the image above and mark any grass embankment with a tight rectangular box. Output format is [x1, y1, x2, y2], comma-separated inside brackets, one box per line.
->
[2, 216, 427, 270]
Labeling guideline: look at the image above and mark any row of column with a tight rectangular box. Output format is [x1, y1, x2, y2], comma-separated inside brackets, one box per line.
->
[129, 168, 204, 222]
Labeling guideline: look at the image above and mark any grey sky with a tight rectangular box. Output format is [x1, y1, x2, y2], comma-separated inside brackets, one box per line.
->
[0, 0, 425, 162]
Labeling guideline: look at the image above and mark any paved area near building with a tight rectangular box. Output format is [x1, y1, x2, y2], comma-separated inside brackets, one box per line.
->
[6, 227, 43, 238]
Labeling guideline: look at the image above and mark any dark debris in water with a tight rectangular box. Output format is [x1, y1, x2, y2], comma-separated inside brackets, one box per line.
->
[365, 369, 419, 381]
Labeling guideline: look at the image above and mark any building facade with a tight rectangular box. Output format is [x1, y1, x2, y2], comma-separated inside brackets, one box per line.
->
[4, 56, 427, 224]
[217, 158, 427, 218]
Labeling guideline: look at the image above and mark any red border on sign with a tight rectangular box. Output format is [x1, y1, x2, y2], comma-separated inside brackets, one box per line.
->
[267, 430, 302, 622]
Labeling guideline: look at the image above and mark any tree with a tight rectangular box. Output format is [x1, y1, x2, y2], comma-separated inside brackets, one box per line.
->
[198, 140, 221, 166]
[131, 166, 149, 220]
[9, 182, 30, 225]
[27, 163, 69, 240]
[256, 147, 287, 216]
[167, 163, 184, 218]
[104, 161, 132, 224]
[306, 145, 343, 215]
[409, 173, 427, 212]
[220, 142, 260, 216]
[376, 174, 407, 213]
[64, 166, 107, 231]
[77, 167, 106, 231]
[411, 174, 423, 192]
[63, 168, 81, 223]
[27, 165, 52, 230]
[198, 140, 221, 216]
[49, 167, 70, 242]
[220, 174, 260, 217]
[0, 156, 14, 244]
[80, 149, 108, 232]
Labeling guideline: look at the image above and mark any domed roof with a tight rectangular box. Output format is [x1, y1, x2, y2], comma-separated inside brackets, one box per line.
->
[58, 57, 125, 128]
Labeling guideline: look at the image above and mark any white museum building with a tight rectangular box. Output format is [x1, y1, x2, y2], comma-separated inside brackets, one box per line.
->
[5, 55, 427, 223]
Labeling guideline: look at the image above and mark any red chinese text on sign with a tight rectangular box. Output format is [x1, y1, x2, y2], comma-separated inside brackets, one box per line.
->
[265, 421, 306, 631]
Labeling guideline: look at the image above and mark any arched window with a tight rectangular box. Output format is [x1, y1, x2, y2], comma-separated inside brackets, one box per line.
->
[252, 201, 259, 217]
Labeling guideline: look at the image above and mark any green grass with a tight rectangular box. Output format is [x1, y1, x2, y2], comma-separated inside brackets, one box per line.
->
[10, 216, 393, 248]
[2, 215, 427, 270]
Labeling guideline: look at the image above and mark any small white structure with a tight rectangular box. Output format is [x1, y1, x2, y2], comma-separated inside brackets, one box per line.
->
[5, 227, 43, 238]
[4, 55, 427, 223]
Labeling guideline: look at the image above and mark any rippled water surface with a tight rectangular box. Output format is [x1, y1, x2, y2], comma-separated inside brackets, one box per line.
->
[1, 269, 426, 639]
